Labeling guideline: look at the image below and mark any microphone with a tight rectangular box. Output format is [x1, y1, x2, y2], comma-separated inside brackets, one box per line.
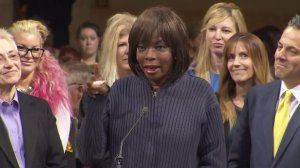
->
[115, 107, 149, 168]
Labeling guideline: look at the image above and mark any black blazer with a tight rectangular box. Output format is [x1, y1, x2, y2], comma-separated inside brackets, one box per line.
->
[0, 91, 66, 168]
[228, 80, 300, 168]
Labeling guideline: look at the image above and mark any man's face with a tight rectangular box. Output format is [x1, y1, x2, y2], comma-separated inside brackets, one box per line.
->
[274, 27, 300, 88]
[0, 39, 21, 87]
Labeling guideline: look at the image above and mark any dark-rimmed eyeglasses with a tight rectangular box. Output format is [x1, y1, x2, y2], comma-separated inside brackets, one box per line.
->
[17, 45, 45, 58]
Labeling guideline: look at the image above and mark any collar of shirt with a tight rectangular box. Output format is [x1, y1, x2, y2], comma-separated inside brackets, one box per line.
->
[280, 81, 300, 118]
[0, 90, 24, 168]
[280, 81, 300, 102]
[0, 90, 20, 113]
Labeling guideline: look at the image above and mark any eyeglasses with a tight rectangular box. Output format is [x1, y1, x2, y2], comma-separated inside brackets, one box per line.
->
[0, 51, 20, 65]
[17, 45, 45, 58]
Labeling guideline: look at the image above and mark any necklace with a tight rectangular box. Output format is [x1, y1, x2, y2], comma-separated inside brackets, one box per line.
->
[17, 86, 33, 94]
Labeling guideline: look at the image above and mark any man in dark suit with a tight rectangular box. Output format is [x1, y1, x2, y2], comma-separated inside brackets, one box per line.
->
[0, 29, 66, 167]
[228, 15, 300, 168]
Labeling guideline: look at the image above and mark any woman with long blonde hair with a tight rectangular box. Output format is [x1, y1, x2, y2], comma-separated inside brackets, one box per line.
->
[77, 12, 137, 167]
[98, 13, 137, 86]
[189, 2, 247, 91]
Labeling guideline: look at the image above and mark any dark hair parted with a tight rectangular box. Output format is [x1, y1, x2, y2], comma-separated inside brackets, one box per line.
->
[128, 6, 190, 84]
[76, 21, 101, 39]
[288, 15, 300, 29]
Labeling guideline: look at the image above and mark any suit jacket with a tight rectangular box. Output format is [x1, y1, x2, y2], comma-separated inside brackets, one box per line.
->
[0, 91, 66, 168]
[228, 80, 300, 168]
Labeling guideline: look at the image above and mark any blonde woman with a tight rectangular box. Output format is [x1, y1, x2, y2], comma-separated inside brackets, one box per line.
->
[217, 32, 273, 153]
[98, 13, 137, 86]
[9, 20, 71, 152]
[77, 12, 136, 166]
[189, 2, 247, 91]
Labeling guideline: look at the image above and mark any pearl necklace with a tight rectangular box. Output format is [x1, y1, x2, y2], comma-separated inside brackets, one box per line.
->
[16, 86, 33, 94]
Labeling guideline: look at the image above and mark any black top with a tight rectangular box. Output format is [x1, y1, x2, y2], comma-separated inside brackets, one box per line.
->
[77, 74, 226, 168]
[224, 106, 242, 155]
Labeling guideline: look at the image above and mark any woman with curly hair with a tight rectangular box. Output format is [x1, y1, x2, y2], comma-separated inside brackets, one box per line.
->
[9, 20, 72, 153]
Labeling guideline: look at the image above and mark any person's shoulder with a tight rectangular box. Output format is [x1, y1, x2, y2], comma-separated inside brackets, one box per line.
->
[175, 74, 215, 98]
[18, 92, 53, 119]
[245, 80, 280, 102]
[113, 75, 141, 87]
[186, 63, 196, 76]
[249, 80, 280, 94]
[19, 91, 45, 102]
[183, 73, 211, 88]
[18, 91, 50, 107]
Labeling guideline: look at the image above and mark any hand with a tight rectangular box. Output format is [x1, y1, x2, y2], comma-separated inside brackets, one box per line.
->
[86, 64, 110, 98]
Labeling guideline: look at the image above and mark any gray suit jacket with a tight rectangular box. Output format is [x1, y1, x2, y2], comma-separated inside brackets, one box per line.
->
[0, 91, 66, 168]
[228, 80, 300, 168]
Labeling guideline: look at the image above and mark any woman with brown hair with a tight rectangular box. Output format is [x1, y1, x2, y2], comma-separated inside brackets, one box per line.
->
[217, 32, 273, 153]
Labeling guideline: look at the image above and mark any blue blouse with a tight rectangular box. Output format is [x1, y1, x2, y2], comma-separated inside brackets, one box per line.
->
[187, 64, 219, 91]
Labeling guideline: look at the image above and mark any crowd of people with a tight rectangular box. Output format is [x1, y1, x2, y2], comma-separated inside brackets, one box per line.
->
[0, 2, 299, 168]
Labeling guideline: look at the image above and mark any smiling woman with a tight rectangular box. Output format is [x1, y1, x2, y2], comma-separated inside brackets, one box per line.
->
[217, 32, 273, 154]
[8, 20, 72, 156]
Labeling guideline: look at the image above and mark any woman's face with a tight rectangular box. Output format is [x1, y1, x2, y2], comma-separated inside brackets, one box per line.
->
[116, 34, 131, 74]
[14, 32, 43, 77]
[227, 41, 254, 85]
[206, 17, 237, 56]
[78, 28, 100, 59]
[136, 35, 173, 86]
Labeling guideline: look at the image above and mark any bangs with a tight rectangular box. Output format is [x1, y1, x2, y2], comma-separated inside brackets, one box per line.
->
[206, 15, 231, 28]
[136, 20, 157, 46]
[135, 21, 168, 46]
[132, 11, 175, 48]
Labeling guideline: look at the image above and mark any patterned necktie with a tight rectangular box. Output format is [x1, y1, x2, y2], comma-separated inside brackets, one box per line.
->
[273, 90, 293, 157]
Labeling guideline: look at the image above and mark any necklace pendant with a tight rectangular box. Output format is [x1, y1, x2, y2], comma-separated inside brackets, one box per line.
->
[17, 86, 33, 94]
